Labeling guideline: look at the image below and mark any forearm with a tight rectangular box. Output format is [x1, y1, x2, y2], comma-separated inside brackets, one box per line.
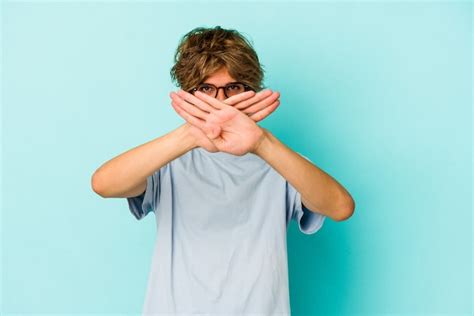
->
[91, 123, 196, 198]
[253, 129, 354, 221]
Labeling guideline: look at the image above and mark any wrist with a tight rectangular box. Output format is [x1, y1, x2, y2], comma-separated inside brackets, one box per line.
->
[175, 123, 198, 151]
[251, 128, 272, 156]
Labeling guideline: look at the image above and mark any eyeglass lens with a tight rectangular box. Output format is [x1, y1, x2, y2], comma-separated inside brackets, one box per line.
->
[194, 83, 247, 97]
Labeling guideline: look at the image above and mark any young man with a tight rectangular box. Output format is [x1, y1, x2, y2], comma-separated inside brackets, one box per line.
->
[92, 26, 354, 315]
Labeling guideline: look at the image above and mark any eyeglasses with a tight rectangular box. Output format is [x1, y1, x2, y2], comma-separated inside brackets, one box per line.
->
[188, 82, 254, 98]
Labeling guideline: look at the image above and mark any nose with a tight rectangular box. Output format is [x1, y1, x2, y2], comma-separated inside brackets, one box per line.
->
[216, 88, 226, 101]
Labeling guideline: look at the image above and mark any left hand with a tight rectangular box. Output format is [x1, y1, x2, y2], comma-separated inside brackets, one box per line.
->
[170, 89, 274, 156]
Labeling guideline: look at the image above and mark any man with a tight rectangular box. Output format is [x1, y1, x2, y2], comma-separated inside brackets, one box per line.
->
[92, 25, 354, 315]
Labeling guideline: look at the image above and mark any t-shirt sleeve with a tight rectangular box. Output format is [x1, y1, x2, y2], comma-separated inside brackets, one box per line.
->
[285, 152, 326, 235]
[126, 170, 160, 220]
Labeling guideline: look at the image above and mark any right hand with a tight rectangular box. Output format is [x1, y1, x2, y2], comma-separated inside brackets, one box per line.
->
[183, 89, 280, 153]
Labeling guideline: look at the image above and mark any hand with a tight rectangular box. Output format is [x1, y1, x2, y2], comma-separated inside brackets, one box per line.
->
[170, 89, 280, 153]
[170, 89, 279, 155]
[183, 122, 220, 153]
[226, 89, 280, 122]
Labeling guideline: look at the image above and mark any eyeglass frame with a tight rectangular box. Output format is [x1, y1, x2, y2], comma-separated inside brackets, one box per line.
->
[188, 82, 255, 99]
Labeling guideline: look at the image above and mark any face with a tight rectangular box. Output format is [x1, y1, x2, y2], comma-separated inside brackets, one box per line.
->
[201, 67, 239, 102]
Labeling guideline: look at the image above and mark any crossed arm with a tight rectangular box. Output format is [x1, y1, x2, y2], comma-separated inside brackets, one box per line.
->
[169, 89, 355, 222]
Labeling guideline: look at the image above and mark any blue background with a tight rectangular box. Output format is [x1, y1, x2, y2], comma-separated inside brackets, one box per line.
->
[2, 1, 472, 315]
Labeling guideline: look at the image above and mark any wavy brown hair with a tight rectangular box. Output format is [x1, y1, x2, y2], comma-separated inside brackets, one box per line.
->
[170, 26, 265, 92]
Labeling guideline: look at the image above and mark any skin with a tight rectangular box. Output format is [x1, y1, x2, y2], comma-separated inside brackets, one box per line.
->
[90, 68, 280, 199]
[169, 67, 355, 222]
[179, 73, 281, 153]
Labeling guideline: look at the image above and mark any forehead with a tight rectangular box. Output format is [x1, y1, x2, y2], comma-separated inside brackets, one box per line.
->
[203, 67, 237, 85]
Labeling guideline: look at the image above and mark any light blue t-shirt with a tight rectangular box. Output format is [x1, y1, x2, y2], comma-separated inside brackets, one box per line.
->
[127, 146, 326, 315]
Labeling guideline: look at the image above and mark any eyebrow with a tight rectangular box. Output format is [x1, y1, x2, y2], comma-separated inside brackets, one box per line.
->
[201, 81, 240, 85]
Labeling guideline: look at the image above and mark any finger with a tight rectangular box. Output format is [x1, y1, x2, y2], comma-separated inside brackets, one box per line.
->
[170, 93, 209, 120]
[223, 90, 257, 106]
[234, 89, 274, 110]
[249, 100, 280, 122]
[242, 91, 280, 114]
[194, 91, 229, 110]
[175, 89, 217, 112]
[207, 124, 222, 139]
[171, 101, 207, 130]
[172, 101, 218, 137]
